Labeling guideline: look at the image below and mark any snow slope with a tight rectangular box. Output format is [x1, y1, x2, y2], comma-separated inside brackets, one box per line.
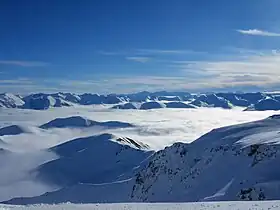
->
[245, 98, 280, 111]
[131, 115, 280, 202]
[5, 115, 280, 204]
[1, 202, 280, 210]
[39, 116, 134, 129]
[0, 93, 24, 108]
[140, 102, 166, 110]
[165, 102, 196, 109]
[34, 133, 153, 187]
[112, 102, 139, 110]
[191, 94, 233, 109]
[0, 125, 32, 136]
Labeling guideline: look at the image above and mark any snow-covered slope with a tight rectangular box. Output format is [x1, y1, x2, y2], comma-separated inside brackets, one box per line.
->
[112, 102, 139, 110]
[165, 102, 196, 109]
[140, 102, 166, 110]
[0, 93, 24, 108]
[112, 102, 195, 110]
[131, 115, 280, 202]
[34, 133, 153, 187]
[0, 125, 32, 136]
[191, 94, 233, 109]
[5, 115, 280, 204]
[216, 93, 251, 107]
[39, 116, 134, 129]
[22, 94, 72, 110]
[2, 201, 280, 210]
[245, 98, 280, 111]
[79, 94, 123, 105]
[157, 96, 182, 101]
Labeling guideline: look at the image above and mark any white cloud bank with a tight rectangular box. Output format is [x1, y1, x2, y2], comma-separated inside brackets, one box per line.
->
[237, 29, 280, 37]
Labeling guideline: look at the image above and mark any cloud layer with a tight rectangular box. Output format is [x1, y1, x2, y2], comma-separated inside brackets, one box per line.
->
[237, 29, 280, 37]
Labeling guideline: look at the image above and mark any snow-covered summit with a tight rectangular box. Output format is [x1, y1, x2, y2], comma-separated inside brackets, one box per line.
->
[21, 94, 72, 110]
[39, 116, 134, 129]
[140, 101, 166, 110]
[112, 102, 140, 110]
[245, 97, 280, 111]
[0, 125, 32, 136]
[34, 133, 153, 187]
[165, 102, 196, 109]
[0, 93, 24, 108]
[191, 94, 233, 109]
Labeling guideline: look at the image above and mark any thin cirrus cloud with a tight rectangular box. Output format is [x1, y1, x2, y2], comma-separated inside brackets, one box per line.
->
[125, 56, 151, 63]
[135, 49, 205, 55]
[172, 49, 280, 89]
[98, 49, 204, 56]
[236, 29, 280, 37]
[0, 60, 49, 67]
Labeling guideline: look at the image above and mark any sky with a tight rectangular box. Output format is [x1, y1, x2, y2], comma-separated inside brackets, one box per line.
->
[1, 0, 280, 94]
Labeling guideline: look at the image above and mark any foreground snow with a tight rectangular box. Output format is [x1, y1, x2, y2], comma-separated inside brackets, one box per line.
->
[1, 201, 280, 210]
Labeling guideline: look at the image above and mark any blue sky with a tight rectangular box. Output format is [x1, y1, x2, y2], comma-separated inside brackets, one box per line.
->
[1, 0, 280, 94]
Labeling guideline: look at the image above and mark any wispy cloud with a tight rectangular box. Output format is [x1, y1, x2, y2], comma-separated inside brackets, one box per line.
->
[98, 49, 204, 57]
[97, 51, 127, 56]
[0, 60, 49, 67]
[136, 49, 204, 55]
[236, 29, 280, 37]
[126, 56, 151, 63]
[3, 49, 280, 94]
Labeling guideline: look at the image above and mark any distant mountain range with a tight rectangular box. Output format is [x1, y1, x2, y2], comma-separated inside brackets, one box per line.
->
[1, 91, 280, 111]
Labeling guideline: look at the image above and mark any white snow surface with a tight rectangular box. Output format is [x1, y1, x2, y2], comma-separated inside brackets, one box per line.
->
[1, 201, 280, 210]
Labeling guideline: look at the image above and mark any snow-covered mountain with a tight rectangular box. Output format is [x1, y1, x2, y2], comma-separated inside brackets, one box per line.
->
[0, 93, 24, 108]
[34, 133, 153, 187]
[5, 114, 280, 204]
[245, 98, 280, 111]
[39, 116, 134, 129]
[165, 102, 196, 109]
[190, 94, 233, 109]
[21, 93, 73, 110]
[0, 91, 277, 111]
[139, 102, 166, 110]
[112, 102, 140, 110]
[0, 125, 32, 136]
[216, 93, 251, 107]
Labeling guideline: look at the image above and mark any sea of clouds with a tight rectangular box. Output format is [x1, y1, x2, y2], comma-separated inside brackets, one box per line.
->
[0, 105, 278, 201]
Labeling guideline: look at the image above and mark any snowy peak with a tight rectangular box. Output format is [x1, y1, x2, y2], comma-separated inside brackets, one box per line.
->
[0, 93, 24, 108]
[112, 102, 139, 110]
[165, 102, 196, 109]
[0, 91, 277, 111]
[0, 125, 32, 136]
[140, 101, 166, 110]
[115, 136, 150, 150]
[21, 93, 72, 110]
[35, 133, 153, 187]
[130, 115, 280, 202]
[245, 97, 280, 111]
[39, 116, 134, 129]
[191, 94, 233, 109]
